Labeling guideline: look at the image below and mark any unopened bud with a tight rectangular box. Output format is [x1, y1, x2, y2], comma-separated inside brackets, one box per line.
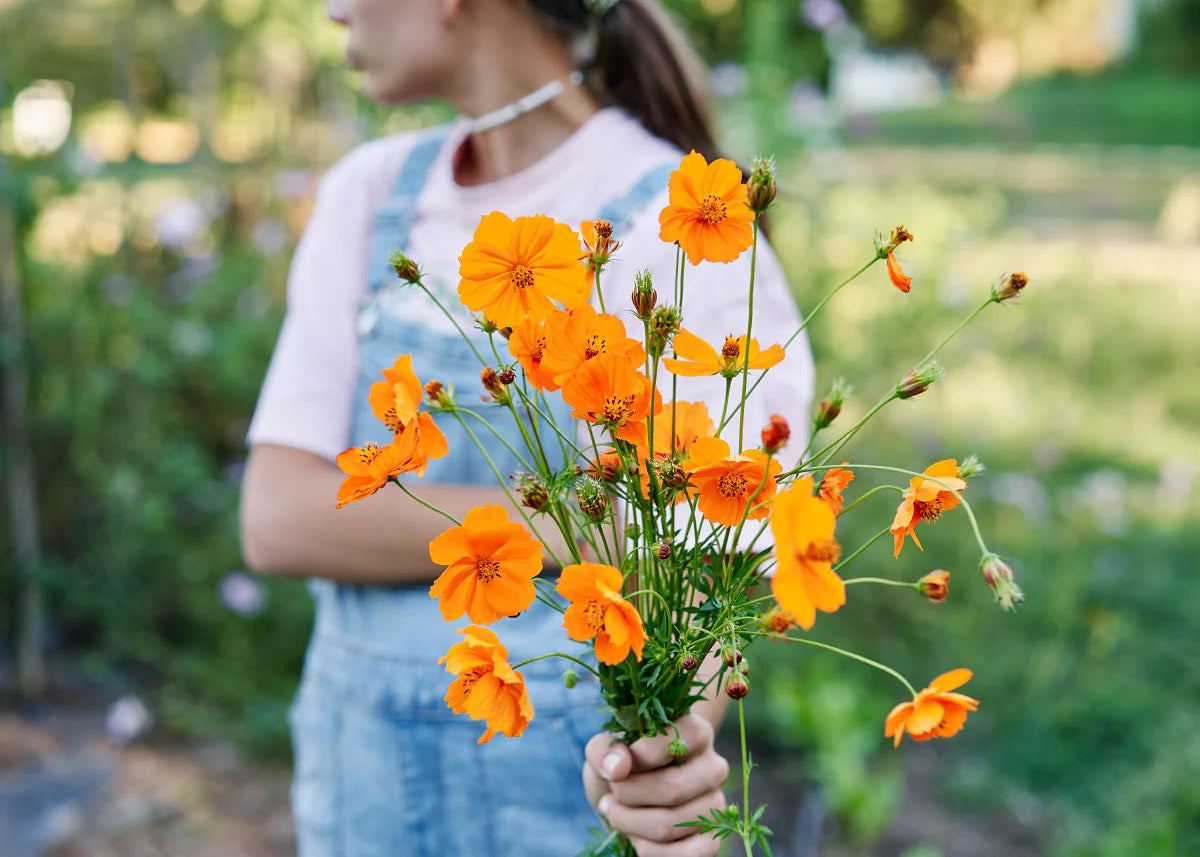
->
[919, 570, 950, 602]
[993, 271, 1028, 303]
[747, 156, 777, 213]
[480, 367, 509, 403]
[655, 540, 671, 560]
[722, 646, 743, 667]
[649, 305, 681, 355]
[724, 676, 749, 699]
[388, 250, 421, 284]
[562, 668, 578, 689]
[652, 457, 687, 490]
[476, 314, 499, 334]
[814, 378, 851, 429]
[624, 523, 641, 540]
[424, 379, 455, 409]
[762, 607, 796, 635]
[668, 738, 689, 759]
[957, 455, 986, 480]
[512, 472, 549, 511]
[980, 554, 1024, 611]
[761, 414, 790, 454]
[588, 451, 623, 483]
[499, 326, 513, 340]
[720, 336, 740, 365]
[631, 270, 658, 317]
[738, 659, 749, 675]
[496, 368, 516, 385]
[897, 360, 944, 400]
[679, 654, 698, 671]
[576, 476, 609, 520]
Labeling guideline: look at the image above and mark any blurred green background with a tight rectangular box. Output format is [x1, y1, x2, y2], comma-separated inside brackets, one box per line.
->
[1, 0, 1197, 855]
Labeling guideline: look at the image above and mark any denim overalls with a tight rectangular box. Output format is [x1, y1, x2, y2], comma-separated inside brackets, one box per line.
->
[288, 127, 673, 857]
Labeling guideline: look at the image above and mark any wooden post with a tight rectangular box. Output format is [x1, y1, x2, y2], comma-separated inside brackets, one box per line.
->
[0, 164, 46, 700]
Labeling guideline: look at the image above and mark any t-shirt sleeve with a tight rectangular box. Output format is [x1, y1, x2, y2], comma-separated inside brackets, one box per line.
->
[245, 147, 383, 461]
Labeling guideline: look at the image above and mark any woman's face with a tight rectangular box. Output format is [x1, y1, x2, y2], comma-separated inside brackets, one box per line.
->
[326, 0, 459, 103]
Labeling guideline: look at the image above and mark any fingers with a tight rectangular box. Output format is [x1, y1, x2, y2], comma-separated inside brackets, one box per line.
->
[585, 730, 633, 784]
[598, 788, 726, 845]
[626, 713, 714, 774]
[609, 747, 729, 808]
[582, 749, 610, 809]
[625, 832, 723, 857]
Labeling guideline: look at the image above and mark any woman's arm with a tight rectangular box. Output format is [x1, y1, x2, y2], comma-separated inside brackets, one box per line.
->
[240, 443, 571, 582]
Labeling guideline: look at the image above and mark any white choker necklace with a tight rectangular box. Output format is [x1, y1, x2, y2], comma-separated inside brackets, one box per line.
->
[463, 70, 585, 135]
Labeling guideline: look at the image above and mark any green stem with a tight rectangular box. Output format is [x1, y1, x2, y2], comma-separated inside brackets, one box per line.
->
[414, 280, 488, 366]
[784, 636, 916, 697]
[511, 652, 601, 679]
[389, 478, 459, 525]
[738, 697, 754, 857]
[843, 577, 920, 590]
[737, 219, 760, 449]
[833, 527, 891, 572]
[837, 484, 904, 517]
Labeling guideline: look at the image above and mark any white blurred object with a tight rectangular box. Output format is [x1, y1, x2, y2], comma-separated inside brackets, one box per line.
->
[106, 694, 153, 744]
[153, 198, 209, 250]
[993, 473, 1051, 525]
[221, 571, 266, 616]
[709, 63, 748, 100]
[801, 0, 847, 32]
[830, 49, 943, 113]
[13, 80, 73, 156]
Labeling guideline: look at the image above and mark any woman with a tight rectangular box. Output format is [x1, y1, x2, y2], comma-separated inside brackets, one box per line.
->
[240, 1, 814, 855]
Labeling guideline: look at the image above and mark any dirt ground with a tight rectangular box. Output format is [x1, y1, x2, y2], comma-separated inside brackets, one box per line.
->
[0, 702, 1045, 857]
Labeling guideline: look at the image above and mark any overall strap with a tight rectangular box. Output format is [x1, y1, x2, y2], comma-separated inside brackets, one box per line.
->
[596, 161, 674, 233]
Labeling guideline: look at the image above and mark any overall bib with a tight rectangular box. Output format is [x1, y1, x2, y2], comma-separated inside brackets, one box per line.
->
[288, 127, 672, 857]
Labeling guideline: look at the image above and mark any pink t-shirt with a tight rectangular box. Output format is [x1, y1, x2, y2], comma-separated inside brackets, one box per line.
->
[248, 107, 814, 471]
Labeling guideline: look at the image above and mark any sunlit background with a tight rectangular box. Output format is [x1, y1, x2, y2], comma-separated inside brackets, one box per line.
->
[1, 1, 1197, 855]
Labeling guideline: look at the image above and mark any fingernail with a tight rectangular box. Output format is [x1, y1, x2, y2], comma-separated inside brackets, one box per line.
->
[601, 750, 623, 779]
[597, 794, 611, 816]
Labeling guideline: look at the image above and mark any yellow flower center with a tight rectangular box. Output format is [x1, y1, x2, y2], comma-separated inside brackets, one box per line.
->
[382, 406, 402, 433]
[800, 538, 841, 564]
[357, 442, 380, 465]
[459, 665, 488, 693]
[582, 599, 606, 631]
[698, 194, 727, 225]
[510, 264, 535, 290]
[583, 333, 607, 360]
[717, 471, 748, 498]
[721, 336, 740, 363]
[475, 559, 501, 581]
[600, 395, 634, 425]
[913, 499, 944, 522]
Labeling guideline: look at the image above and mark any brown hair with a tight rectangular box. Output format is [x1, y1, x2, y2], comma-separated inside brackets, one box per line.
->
[523, 0, 721, 160]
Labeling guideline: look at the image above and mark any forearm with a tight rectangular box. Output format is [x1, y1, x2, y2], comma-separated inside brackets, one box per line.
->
[240, 444, 571, 583]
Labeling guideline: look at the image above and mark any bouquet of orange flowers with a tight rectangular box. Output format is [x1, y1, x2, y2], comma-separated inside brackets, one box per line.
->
[335, 151, 1027, 856]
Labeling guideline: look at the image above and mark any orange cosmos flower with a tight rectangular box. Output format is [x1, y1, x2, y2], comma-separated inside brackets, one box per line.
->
[819, 465, 855, 515]
[887, 251, 912, 293]
[441, 626, 534, 744]
[540, 305, 645, 387]
[334, 417, 448, 508]
[428, 504, 543, 625]
[770, 477, 845, 630]
[579, 219, 622, 284]
[507, 318, 559, 392]
[662, 328, 784, 378]
[891, 459, 967, 557]
[368, 354, 423, 432]
[458, 212, 591, 328]
[681, 436, 782, 527]
[556, 563, 645, 664]
[560, 352, 662, 443]
[884, 669, 979, 748]
[658, 151, 755, 265]
[587, 450, 624, 483]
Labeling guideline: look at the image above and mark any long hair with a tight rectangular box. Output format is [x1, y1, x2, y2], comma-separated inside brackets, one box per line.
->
[523, 0, 721, 160]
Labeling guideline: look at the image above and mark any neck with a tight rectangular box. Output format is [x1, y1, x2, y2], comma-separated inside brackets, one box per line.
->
[447, 48, 603, 186]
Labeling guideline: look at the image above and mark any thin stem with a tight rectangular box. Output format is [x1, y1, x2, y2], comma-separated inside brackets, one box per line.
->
[738, 697, 753, 857]
[737, 219, 760, 448]
[837, 483, 904, 517]
[915, 296, 993, 369]
[414, 280, 487, 366]
[843, 577, 919, 590]
[784, 636, 916, 697]
[511, 652, 601, 679]
[833, 527, 891, 572]
[389, 478, 459, 525]
[453, 408, 537, 474]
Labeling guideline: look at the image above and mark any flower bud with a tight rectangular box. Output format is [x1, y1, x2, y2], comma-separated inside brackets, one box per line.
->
[498, 326, 513, 341]
[480, 367, 509, 404]
[632, 268, 657, 318]
[993, 271, 1028, 303]
[652, 457, 687, 490]
[388, 250, 421, 284]
[761, 414, 790, 454]
[655, 539, 672, 560]
[897, 360, 945, 400]
[588, 451, 623, 483]
[814, 378, 851, 429]
[562, 668, 578, 689]
[981, 554, 1024, 611]
[649, 305, 681, 356]
[725, 676, 749, 699]
[720, 336, 740, 364]
[668, 738, 689, 759]
[722, 646, 743, 667]
[424, 380, 443, 400]
[496, 367, 516, 385]
[576, 476, 609, 521]
[512, 472, 550, 511]
[624, 523, 641, 541]
[762, 607, 796, 636]
[957, 455, 986, 480]
[679, 654, 698, 671]
[738, 660, 749, 675]
[747, 156, 777, 213]
[919, 570, 950, 602]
